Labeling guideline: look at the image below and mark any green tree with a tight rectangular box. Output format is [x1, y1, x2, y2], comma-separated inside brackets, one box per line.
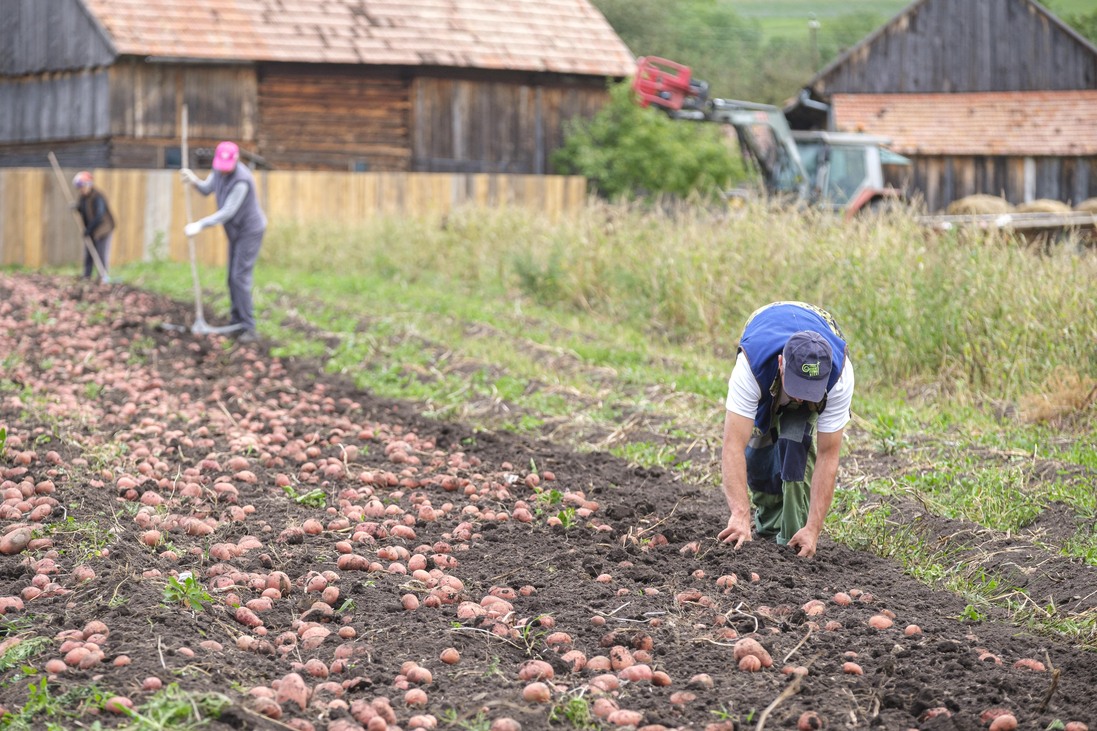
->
[552, 81, 749, 200]
[1032, 1, 1097, 44]
[592, 0, 763, 99]
[592, 0, 888, 104]
[1064, 11, 1097, 44]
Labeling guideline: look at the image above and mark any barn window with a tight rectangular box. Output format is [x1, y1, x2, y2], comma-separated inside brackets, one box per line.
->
[163, 147, 182, 169]
[351, 160, 370, 172]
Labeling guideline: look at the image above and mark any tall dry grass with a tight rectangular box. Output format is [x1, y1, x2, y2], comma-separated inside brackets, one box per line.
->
[265, 201, 1097, 400]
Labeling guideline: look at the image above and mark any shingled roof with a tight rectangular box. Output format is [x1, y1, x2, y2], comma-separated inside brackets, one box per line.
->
[80, 0, 635, 77]
[832, 91, 1097, 156]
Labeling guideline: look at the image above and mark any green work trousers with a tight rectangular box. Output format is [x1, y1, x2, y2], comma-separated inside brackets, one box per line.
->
[746, 410, 818, 544]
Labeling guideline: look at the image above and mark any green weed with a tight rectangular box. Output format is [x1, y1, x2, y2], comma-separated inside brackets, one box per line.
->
[549, 695, 598, 730]
[163, 575, 212, 612]
[0, 636, 49, 673]
[281, 484, 327, 509]
[1, 676, 107, 730]
[439, 708, 490, 731]
[556, 507, 579, 531]
[123, 682, 230, 730]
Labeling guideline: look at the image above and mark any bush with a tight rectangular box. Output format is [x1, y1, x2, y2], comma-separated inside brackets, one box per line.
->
[552, 81, 749, 200]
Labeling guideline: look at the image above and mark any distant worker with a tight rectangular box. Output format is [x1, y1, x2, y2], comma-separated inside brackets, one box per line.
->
[72, 171, 114, 282]
[718, 302, 855, 558]
[180, 141, 267, 344]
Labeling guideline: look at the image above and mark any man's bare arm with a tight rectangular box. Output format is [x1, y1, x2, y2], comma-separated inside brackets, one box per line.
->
[718, 411, 755, 547]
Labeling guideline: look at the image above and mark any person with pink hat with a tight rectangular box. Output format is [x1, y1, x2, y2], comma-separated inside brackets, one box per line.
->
[181, 141, 267, 343]
[72, 171, 115, 282]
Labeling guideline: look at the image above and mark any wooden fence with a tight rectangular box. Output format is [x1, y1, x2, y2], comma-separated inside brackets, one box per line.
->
[0, 169, 589, 269]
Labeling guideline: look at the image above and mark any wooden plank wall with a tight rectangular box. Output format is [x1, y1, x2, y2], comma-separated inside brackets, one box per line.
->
[110, 62, 258, 146]
[0, 70, 111, 144]
[2, 0, 115, 75]
[258, 67, 410, 171]
[412, 78, 609, 174]
[0, 169, 589, 269]
[816, 0, 1097, 95]
[910, 155, 1097, 210]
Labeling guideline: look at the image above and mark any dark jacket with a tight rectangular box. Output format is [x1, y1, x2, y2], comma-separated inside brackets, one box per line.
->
[77, 189, 115, 240]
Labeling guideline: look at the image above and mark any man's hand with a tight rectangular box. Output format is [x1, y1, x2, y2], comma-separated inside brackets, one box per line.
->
[718, 512, 753, 549]
[184, 222, 202, 238]
[788, 526, 820, 558]
[180, 168, 200, 186]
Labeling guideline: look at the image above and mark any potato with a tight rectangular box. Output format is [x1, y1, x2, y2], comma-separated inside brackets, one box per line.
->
[738, 655, 761, 672]
[489, 718, 522, 731]
[0, 527, 32, 555]
[518, 660, 554, 682]
[798, 711, 824, 730]
[989, 714, 1018, 731]
[275, 672, 311, 711]
[867, 615, 893, 630]
[732, 637, 773, 667]
[521, 682, 551, 703]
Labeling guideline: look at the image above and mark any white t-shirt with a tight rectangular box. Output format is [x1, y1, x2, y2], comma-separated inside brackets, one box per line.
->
[725, 351, 854, 434]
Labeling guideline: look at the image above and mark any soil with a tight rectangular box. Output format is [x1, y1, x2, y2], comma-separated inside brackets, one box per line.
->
[0, 273, 1094, 731]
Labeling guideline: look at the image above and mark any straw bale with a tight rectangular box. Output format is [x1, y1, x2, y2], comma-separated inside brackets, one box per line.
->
[945, 195, 1012, 215]
[1073, 198, 1097, 214]
[1015, 199, 1072, 214]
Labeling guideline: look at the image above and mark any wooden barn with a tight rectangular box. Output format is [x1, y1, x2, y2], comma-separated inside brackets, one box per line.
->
[784, 0, 1097, 212]
[0, 0, 634, 173]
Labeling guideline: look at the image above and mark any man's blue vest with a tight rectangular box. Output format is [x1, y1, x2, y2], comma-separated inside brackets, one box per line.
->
[738, 302, 847, 435]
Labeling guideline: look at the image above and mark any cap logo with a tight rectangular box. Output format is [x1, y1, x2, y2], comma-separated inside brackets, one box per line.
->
[801, 362, 821, 378]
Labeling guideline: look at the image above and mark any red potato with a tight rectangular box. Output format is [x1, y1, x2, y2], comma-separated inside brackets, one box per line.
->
[738, 655, 762, 672]
[617, 664, 653, 682]
[841, 662, 863, 675]
[518, 660, 554, 681]
[802, 600, 826, 616]
[867, 615, 893, 630]
[0, 527, 32, 555]
[589, 674, 620, 693]
[979, 710, 1014, 725]
[1064, 724, 1089, 731]
[560, 651, 593, 675]
[606, 709, 643, 726]
[1012, 658, 1046, 671]
[521, 682, 551, 703]
[732, 637, 773, 668]
[406, 666, 433, 685]
[609, 646, 634, 670]
[545, 632, 572, 647]
[687, 673, 714, 690]
[989, 715, 1018, 731]
[490, 718, 522, 731]
[592, 697, 620, 718]
[439, 648, 460, 665]
[798, 711, 824, 730]
[275, 673, 311, 711]
[104, 696, 134, 714]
